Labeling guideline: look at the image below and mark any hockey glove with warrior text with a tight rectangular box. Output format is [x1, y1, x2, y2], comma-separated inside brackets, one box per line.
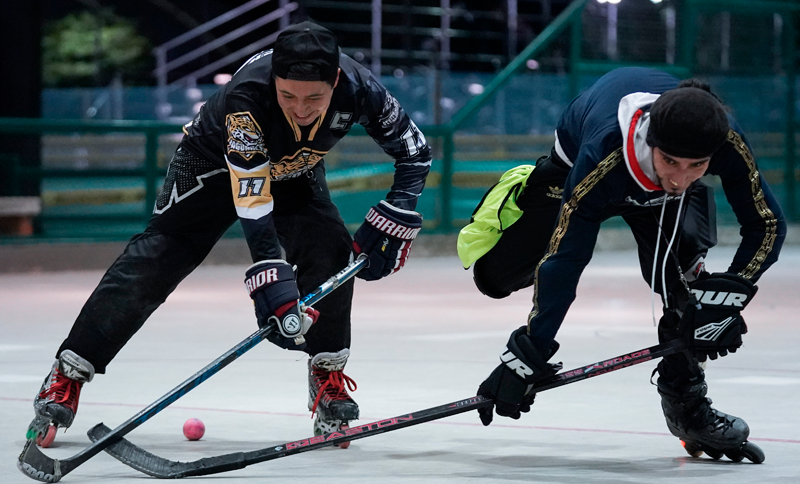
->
[476, 326, 562, 426]
[353, 200, 422, 281]
[683, 272, 756, 362]
[245, 260, 318, 351]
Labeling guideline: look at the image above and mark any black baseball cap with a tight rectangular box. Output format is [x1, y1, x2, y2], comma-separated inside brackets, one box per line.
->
[646, 86, 730, 158]
[272, 21, 340, 85]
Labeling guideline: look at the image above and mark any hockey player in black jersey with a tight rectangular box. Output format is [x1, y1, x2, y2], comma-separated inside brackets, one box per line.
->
[459, 67, 786, 463]
[28, 21, 431, 447]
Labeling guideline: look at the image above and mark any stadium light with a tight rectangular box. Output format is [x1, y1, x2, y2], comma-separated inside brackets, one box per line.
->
[468, 83, 485, 95]
[214, 73, 232, 85]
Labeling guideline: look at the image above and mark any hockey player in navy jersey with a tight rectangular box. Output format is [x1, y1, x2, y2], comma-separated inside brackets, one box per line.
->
[459, 67, 785, 462]
[29, 21, 431, 446]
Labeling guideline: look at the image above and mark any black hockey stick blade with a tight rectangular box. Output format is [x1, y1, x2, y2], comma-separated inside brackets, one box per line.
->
[88, 395, 493, 478]
[86, 337, 686, 479]
[17, 255, 367, 483]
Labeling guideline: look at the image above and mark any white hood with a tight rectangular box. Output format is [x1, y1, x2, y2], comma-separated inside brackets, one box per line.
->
[618, 95, 689, 322]
[618, 92, 662, 192]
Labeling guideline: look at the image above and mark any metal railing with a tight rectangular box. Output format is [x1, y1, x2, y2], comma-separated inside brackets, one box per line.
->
[0, 119, 180, 227]
[681, 0, 800, 221]
[153, 0, 297, 118]
[1, 0, 798, 241]
[439, 0, 591, 228]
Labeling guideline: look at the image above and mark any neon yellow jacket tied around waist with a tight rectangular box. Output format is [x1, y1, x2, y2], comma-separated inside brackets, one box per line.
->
[456, 164, 535, 269]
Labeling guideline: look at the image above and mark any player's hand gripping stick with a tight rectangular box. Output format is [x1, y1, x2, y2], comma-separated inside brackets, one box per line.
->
[352, 200, 422, 281]
[476, 326, 562, 426]
[245, 260, 319, 351]
[680, 272, 756, 362]
[17, 255, 367, 483]
[83, 332, 762, 480]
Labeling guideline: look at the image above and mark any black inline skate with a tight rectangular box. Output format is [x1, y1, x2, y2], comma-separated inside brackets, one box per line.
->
[656, 356, 764, 463]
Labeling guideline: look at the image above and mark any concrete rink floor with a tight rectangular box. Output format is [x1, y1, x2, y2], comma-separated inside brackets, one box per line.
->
[1, 246, 799, 483]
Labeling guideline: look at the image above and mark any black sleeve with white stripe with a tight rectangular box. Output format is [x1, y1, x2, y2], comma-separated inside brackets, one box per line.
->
[359, 77, 432, 212]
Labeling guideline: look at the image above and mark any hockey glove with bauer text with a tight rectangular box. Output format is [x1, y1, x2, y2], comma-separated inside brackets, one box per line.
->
[476, 326, 562, 426]
[683, 272, 757, 362]
[353, 200, 422, 281]
[245, 260, 317, 351]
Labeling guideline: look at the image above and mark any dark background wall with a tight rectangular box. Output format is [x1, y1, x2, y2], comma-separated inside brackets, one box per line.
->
[0, 0, 257, 196]
[0, 0, 43, 196]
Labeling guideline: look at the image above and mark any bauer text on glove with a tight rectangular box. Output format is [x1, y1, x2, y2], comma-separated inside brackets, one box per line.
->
[476, 326, 562, 426]
[683, 272, 757, 362]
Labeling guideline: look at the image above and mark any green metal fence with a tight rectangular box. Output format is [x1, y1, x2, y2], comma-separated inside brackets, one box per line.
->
[1, 0, 798, 241]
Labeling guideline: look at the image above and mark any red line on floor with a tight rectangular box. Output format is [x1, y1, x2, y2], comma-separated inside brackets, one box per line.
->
[4, 396, 798, 444]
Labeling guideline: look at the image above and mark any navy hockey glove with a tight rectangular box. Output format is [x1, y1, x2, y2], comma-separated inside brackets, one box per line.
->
[245, 260, 315, 351]
[683, 272, 757, 362]
[352, 200, 422, 281]
[476, 326, 562, 426]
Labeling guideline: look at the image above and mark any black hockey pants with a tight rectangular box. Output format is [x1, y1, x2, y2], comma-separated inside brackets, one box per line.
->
[473, 149, 718, 311]
[58, 145, 354, 373]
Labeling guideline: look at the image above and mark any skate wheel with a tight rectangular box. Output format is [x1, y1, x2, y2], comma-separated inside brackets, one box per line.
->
[681, 440, 703, 458]
[724, 450, 744, 463]
[739, 441, 765, 464]
[35, 425, 57, 448]
[337, 423, 351, 449]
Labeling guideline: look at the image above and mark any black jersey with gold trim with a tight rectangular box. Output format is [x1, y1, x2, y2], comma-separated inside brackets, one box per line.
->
[180, 50, 431, 212]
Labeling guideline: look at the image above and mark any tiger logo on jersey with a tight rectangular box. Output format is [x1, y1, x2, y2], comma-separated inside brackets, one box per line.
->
[226, 112, 267, 161]
[270, 148, 327, 180]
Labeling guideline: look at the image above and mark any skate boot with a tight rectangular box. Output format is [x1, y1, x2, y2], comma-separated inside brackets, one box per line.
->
[28, 350, 95, 448]
[656, 358, 764, 463]
[308, 348, 358, 449]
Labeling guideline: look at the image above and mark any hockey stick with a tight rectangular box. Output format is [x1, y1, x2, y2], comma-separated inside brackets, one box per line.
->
[17, 254, 367, 483]
[84, 337, 687, 478]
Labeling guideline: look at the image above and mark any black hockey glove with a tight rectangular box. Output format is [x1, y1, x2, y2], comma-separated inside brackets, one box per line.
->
[683, 272, 757, 362]
[352, 200, 422, 281]
[245, 260, 316, 351]
[476, 326, 562, 426]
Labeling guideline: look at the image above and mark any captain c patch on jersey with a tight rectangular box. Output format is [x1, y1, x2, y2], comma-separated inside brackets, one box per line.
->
[226, 112, 267, 160]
